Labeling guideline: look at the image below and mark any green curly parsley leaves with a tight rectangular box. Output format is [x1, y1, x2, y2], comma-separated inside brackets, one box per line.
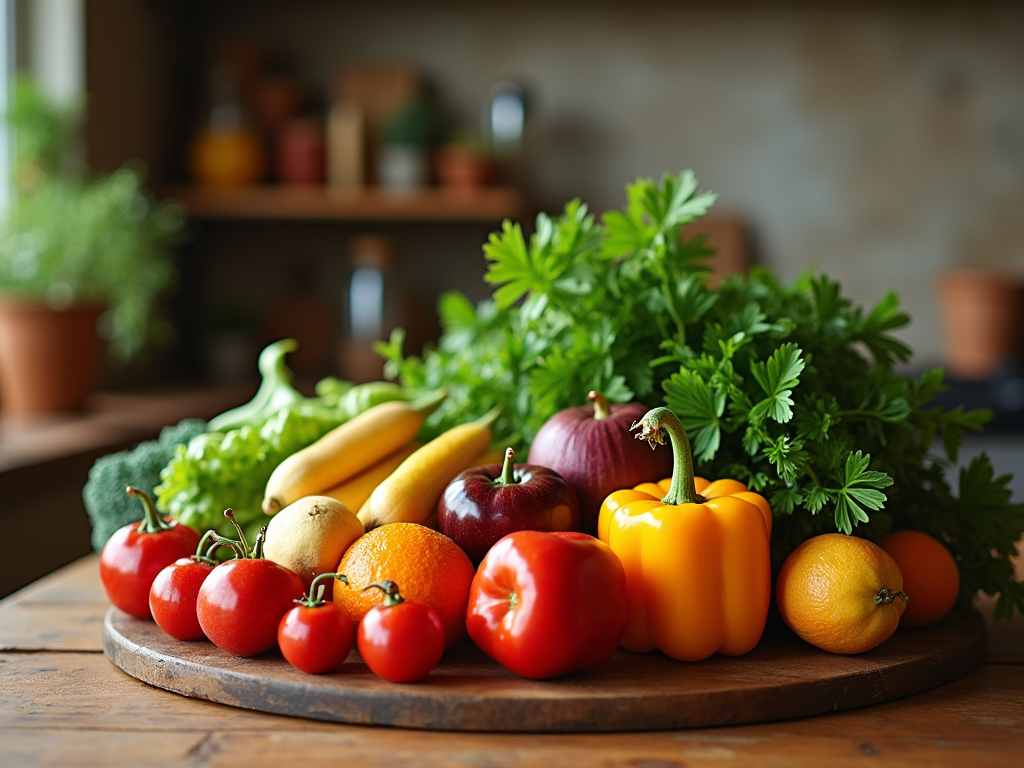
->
[378, 170, 1024, 618]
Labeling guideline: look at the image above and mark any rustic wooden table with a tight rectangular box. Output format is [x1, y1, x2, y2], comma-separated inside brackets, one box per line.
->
[2, 555, 1022, 767]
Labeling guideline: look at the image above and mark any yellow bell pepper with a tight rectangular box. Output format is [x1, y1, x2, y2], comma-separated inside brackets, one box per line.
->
[597, 407, 772, 662]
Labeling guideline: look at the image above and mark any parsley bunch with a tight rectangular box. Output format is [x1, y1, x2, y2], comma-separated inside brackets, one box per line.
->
[379, 171, 1024, 618]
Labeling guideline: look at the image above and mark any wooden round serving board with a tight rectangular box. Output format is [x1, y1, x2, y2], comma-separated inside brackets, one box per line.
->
[104, 608, 984, 733]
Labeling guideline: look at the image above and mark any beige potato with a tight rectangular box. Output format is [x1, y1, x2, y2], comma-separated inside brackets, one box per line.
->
[263, 496, 364, 588]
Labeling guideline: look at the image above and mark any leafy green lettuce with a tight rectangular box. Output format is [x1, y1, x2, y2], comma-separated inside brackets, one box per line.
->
[155, 380, 411, 541]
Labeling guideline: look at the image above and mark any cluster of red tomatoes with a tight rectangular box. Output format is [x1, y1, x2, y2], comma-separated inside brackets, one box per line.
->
[101, 485, 638, 683]
[99, 489, 445, 683]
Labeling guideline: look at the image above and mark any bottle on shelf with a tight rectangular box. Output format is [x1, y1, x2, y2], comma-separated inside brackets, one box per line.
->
[188, 61, 267, 187]
[340, 236, 401, 382]
[265, 261, 337, 378]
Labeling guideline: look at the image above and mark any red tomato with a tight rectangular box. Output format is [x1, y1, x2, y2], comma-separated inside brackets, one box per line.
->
[197, 557, 305, 656]
[279, 574, 355, 674]
[357, 581, 445, 683]
[99, 487, 201, 618]
[466, 530, 629, 679]
[150, 557, 214, 640]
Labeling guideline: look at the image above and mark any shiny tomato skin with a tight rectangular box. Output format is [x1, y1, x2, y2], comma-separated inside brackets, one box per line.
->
[278, 602, 356, 674]
[149, 558, 214, 640]
[357, 601, 445, 683]
[466, 530, 629, 679]
[197, 559, 305, 656]
[99, 521, 201, 618]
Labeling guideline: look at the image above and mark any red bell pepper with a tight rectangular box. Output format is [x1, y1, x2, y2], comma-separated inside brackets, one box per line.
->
[465, 530, 628, 679]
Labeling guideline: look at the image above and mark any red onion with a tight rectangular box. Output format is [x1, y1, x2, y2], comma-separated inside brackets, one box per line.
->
[526, 391, 673, 535]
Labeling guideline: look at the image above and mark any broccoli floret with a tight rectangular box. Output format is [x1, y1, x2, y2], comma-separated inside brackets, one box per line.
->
[83, 418, 208, 551]
[157, 418, 208, 453]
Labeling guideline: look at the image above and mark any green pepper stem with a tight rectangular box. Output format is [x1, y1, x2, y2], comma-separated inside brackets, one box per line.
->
[363, 580, 404, 607]
[126, 486, 172, 534]
[587, 390, 611, 420]
[631, 407, 701, 505]
[495, 447, 517, 486]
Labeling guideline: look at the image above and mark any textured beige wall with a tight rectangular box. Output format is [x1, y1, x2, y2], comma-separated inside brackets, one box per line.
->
[198, 1, 1024, 366]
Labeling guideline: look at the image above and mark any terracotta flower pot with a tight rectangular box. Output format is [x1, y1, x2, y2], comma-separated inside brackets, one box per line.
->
[0, 298, 104, 413]
[936, 269, 1024, 380]
[435, 145, 495, 188]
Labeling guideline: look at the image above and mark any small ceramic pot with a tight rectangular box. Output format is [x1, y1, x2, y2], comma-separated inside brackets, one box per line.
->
[377, 145, 429, 190]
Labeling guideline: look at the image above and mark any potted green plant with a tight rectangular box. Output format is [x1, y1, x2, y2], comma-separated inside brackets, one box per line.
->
[435, 131, 496, 189]
[0, 77, 184, 413]
[378, 93, 440, 190]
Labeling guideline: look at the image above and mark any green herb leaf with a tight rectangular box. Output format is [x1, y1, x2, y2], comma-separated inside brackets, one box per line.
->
[663, 368, 725, 461]
[749, 343, 805, 424]
[853, 290, 912, 366]
[483, 220, 545, 308]
[830, 450, 894, 534]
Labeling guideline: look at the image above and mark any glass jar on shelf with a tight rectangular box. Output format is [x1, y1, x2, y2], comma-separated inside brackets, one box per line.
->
[188, 61, 267, 187]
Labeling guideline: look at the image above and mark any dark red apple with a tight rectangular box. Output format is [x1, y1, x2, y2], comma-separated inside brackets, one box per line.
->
[526, 391, 673, 535]
[438, 448, 579, 565]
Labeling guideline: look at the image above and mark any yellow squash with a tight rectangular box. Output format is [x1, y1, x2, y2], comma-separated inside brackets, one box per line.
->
[324, 444, 503, 524]
[262, 391, 444, 515]
[321, 442, 422, 512]
[358, 407, 501, 530]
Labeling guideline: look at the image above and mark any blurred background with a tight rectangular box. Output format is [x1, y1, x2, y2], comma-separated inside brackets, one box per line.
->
[10, 0, 1024, 383]
[0, 0, 1022, 594]
[61, 0, 1024, 381]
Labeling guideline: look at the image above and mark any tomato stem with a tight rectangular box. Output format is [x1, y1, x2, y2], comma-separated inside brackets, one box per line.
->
[587, 390, 611, 421]
[207, 532, 245, 560]
[223, 509, 250, 557]
[494, 447, 518, 486]
[252, 526, 268, 560]
[874, 587, 910, 606]
[192, 529, 220, 565]
[126, 486, 173, 534]
[631, 407, 701, 506]
[296, 573, 348, 608]
[363, 580, 405, 607]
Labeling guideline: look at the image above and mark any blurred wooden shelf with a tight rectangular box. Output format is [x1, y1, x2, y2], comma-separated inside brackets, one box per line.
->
[0, 385, 250, 479]
[165, 184, 524, 223]
[0, 385, 253, 597]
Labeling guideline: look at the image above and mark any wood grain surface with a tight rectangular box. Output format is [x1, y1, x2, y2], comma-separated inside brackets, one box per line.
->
[103, 606, 985, 732]
[2, 555, 1023, 768]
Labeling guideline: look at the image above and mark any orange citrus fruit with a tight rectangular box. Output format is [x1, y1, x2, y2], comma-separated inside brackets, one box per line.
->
[333, 522, 475, 648]
[878, 530, 960, 628]
[775, 533, 907, 654]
